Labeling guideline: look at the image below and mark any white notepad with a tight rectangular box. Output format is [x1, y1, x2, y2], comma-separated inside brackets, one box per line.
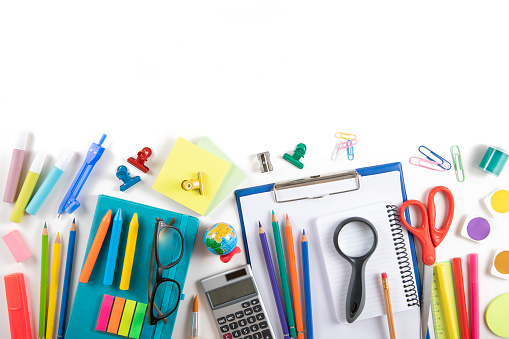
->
[316, 202, 419, 323]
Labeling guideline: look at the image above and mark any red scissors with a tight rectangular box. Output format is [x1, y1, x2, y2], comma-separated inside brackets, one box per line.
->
[398, 186, 455, 339]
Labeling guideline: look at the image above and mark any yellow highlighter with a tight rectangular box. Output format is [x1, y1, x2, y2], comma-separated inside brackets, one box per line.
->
[10, 152, 46, 223]
[120, 213, 139, 290]
[436, 264, 460, 339]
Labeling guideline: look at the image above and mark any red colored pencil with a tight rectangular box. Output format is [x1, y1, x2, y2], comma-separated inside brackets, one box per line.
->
[451, 257, 470, 339]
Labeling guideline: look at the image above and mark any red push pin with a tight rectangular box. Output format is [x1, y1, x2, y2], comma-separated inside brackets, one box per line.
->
[127, 147, 152, 173]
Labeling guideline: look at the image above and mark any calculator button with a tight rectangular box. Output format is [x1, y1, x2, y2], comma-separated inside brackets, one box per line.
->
[233, 330, 242, 338]
[221, 325, 229, 333]
[223, 334, 233, 339]
[242, 301, 251, 308]
[244, 308, 253, 316]
[227, 314, 235, 322]
[241, 327, 250, 335]
[244, 336, 253, 339]
[256, 313, 265, 321]
[261, 329, 273, 339]
[259, 321, 268, 329]
[250, 324, 259, 332]
[253, 305, 262, 313]
[251, 298, 260, 305]
[229, 322, 239, 330]
[235, 311, 244, 319]
[238, 319, 247, 327]
[253, 333, 262, 339]
[247, 316, 256, 324]
[218, 317, 227, 325]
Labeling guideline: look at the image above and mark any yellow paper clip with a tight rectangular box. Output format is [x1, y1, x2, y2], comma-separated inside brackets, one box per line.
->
[335, 132, 357, 140]
[450, 145, 465, 182]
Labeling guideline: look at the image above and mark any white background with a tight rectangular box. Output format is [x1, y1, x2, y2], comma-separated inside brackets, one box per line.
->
[2, 1, 509, 338]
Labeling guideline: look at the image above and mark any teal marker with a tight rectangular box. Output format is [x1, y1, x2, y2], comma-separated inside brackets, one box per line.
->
[26, 150, 74, 215]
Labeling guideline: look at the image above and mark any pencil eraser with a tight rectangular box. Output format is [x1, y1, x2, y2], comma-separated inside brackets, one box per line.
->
[491, 249, 509, 279]
[460, 215, 491, 242]
[484, 189, 509, 218]
[2, 230, 32, 263]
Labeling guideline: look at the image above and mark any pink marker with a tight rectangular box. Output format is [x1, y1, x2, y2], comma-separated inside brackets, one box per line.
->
[3, 131, 28, 203]
[469, 253, 479, 339]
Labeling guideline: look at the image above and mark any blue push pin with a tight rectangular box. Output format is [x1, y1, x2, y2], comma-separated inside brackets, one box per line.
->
[116, 165, 141, 192]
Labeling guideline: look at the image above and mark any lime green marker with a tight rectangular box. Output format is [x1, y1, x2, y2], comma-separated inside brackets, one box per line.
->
[272, 210, 297, 337]
[10, 152, 46, 223]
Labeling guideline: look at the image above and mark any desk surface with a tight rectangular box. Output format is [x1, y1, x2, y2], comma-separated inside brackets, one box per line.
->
[2, 2, 509, 338]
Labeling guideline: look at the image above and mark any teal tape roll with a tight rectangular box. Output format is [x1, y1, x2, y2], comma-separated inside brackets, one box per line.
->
[479, 146, 509, 176]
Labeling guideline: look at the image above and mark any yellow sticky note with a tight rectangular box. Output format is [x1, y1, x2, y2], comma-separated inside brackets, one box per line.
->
[152, 137, 231, 215]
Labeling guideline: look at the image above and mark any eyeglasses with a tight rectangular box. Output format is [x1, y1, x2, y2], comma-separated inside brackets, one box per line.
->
[147, 217, 184, 325]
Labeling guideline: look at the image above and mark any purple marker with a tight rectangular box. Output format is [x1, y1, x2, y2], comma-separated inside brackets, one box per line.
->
[3, 131, 28, 203]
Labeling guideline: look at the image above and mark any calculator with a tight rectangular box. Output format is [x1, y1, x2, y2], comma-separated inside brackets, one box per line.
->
[201, 265, 276, 339]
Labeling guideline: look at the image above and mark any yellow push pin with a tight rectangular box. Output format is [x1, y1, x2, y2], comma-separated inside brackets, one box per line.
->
[182, 172, 205, 195]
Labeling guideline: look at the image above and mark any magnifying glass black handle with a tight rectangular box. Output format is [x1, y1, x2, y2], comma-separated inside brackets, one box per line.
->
[345, 259, 368, 323]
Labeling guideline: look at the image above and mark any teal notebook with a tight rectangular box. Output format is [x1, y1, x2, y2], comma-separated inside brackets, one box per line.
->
[66, 195, 199, 339]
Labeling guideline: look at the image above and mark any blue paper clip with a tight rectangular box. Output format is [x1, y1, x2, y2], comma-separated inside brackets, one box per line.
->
[418, 145, 451, 170]
[347, 140, 354, 161]
[57, 134, 107, 216]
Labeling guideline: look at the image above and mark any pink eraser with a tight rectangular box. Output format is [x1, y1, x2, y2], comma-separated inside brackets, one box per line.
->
[2, 230, 32, 263]
[96, 295, 115, 332]
[381, 272, 388, 279]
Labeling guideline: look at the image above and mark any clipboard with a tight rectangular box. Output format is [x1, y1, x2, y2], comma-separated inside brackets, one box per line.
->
[234, 162, 423, 338]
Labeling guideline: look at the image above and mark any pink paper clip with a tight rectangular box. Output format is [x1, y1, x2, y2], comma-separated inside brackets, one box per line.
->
[409, 157, 447, 172]
[331, 139, 359, 160]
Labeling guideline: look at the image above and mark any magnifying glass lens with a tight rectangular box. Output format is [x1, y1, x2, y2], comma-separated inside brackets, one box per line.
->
[336, 220, 376, 257]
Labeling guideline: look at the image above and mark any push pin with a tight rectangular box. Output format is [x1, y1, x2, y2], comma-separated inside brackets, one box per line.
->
[182, 172, 205, 195]
[116, 165, 141, 192]
[127, 147, 152, 173]
[257, 152, 273, 173]
[283, 143, 307, 169]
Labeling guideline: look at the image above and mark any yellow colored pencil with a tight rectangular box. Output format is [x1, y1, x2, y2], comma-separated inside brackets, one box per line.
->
[46, 233, 61, 339]
[120, 213, 139, 291]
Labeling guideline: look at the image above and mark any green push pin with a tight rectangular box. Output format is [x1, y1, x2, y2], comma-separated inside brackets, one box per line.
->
[283, 143, 307, 169]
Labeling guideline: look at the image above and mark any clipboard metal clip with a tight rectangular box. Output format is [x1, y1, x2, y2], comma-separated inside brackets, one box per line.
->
[272, 170, 361, 203]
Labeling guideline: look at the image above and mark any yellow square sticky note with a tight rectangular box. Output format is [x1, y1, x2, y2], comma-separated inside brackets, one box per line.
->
[152, 137, 231, 215]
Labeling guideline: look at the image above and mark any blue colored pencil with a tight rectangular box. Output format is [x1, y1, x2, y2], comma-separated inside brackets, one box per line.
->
[302, 229, 313, 339]
[103, 208, 123, 285]
[258, 222, 290, 339]
[57, 219, 76, 339]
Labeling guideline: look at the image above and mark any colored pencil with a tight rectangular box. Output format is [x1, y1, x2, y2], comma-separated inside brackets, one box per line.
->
[103, 208, 123, 286]
[271, 211, 296, 338]
[120, 213, 139, 290]
[301, 229, 313, 339]
[58, 219, 77, 339]
[39, 223, 49, 339]
[469, 253, 479, 339]
[259, 222, 290, 339]
[191, 295, 198, 339]
[381, 273, 396, 339]
[79, 209, 112, 283]
[284, 215, 305, 339]
[451, 258, 470, 339]
[46, 233, 61, 339]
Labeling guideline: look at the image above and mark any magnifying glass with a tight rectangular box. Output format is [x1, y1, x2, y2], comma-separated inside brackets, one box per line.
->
[333, 217, 378, 323]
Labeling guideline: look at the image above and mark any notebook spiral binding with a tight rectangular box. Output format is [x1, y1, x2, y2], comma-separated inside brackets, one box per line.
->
[386, 205, 420, 307]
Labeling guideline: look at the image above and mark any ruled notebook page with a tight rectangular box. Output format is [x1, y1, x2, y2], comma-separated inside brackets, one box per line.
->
[316, 202, 417, 323]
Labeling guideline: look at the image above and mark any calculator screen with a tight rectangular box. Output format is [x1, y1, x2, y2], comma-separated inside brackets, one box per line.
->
[207, 278, 256, 307]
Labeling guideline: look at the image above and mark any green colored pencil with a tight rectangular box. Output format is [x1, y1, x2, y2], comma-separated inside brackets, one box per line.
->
[39, 223, 49, 339]
[272, 211, 297, 337]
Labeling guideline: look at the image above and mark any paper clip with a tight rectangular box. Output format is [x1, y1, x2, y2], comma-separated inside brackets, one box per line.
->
[331, 139, 358, 160]
[335, 132, 357, 140]
[418, 145, 451, 170]
[409, 157, 447, 172]
[347, 140, 354, 160]
[451, 145, 465, 182]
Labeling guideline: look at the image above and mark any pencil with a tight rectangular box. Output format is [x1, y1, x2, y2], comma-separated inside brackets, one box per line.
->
[301, 230, 313, 339]
[46, 233, 61, 339]
[381, 273, 396, 339]
[284, 215, 305, 339]
[58, 219, 77, 339]
[39, 223, 49, 339]
[79, 209, 112, 283]
[259, 222, 290, 339]
[469, 253, 479, 339]
[191, 295, 198, 339]
[451, 258, 469, 339]
[271, 211, 297, 338]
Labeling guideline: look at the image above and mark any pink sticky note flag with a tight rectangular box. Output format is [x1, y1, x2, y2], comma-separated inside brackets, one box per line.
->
[96, 295, 115, 332]
[2, 230, 32, 263]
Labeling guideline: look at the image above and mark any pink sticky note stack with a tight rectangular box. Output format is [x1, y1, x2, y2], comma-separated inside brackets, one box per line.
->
[2, 230, 32, 263]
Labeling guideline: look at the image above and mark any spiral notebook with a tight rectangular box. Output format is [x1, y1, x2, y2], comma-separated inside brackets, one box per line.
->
[235, 163, 422, 338]
[315, 202, 419, 323]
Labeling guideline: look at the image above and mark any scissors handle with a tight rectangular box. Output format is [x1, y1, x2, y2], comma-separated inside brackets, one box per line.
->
[399, 200, 437, 266]
[427, 186, 455, 247]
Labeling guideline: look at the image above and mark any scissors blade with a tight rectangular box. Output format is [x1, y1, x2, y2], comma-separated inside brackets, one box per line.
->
[420, 264, 433, 339]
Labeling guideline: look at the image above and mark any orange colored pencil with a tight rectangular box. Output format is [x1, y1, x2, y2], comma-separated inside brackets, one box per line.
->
[285, 215, 305, 339]
[79, 210, 112, 283]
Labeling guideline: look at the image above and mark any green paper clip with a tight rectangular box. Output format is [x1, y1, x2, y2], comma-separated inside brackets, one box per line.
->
[451, 145, 465, 182]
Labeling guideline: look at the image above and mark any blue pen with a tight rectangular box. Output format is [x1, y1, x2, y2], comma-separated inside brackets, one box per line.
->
[302, 229, 313, 339]
[103, 209, 123, 286]
[57, 134, 107, 216]
[58, 219, 76, 339]
[26, 150, 74, 215]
